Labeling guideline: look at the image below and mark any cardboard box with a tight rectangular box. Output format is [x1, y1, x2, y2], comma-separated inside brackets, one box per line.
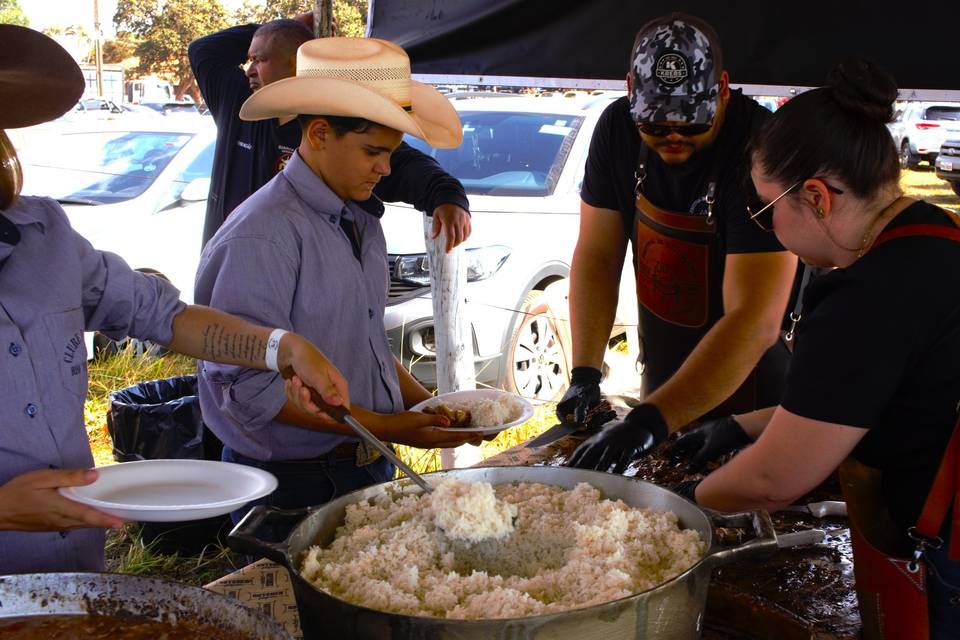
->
[205, 558, 302, 639]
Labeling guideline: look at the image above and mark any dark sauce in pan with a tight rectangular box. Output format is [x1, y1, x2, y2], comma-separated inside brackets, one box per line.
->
[0, 614, 247, 639]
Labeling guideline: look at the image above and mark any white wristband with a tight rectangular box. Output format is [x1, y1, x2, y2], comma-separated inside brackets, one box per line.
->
[265, 328, 288, 372]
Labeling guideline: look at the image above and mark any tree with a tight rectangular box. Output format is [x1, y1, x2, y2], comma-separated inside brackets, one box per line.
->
[101, 34, 139, 65]
[0, 0, 28, 26]
[114, 0, 229, 101]
[233, 0, 367, 37]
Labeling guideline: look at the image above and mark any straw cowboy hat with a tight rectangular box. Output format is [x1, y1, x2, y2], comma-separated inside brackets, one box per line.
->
[240, 37, 462, 149]
[0, 25, 85, 130]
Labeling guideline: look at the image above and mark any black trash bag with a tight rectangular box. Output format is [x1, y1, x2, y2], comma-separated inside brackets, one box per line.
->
[107, 375, 222, 462]
[106, 375, 229, 554]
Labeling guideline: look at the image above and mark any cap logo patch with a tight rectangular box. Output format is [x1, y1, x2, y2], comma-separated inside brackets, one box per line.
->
[655, 52, 688, 86]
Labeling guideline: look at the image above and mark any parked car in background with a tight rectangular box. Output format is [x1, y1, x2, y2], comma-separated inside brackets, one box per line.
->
[887, 102, 960, 169]
[139, 101, 202, 116]
[382, 94, 638, 401]
[935, 139, 960, 197]
[76, 97, 124, 115]
[18, 117, 215, 355]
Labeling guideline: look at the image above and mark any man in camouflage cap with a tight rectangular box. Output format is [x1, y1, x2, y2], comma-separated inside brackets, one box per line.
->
[562, 13, 800, 476]
[629, 13, 721, 131]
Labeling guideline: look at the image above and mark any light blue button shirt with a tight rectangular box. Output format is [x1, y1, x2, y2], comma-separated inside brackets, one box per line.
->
[195, 151, 403, 461]
[0, 197, 185, 573]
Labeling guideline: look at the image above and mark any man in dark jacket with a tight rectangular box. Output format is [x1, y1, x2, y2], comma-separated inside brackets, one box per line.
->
[189, 13, 471, 250]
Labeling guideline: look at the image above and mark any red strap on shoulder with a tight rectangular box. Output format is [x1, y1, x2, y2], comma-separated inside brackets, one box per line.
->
[915, 416, 960, 559]
[871, 218, 960, 558]
[871, 224, 960, 251]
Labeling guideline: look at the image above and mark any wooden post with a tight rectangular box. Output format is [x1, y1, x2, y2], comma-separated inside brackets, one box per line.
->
[423, 216, 480, 469]
[313, 0, 334, 38]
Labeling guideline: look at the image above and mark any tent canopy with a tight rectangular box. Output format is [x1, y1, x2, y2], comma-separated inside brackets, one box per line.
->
[369, 1, 957, 94]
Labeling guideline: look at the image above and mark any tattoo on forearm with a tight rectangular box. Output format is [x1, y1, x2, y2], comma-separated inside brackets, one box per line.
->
[202, 323, 267, 365]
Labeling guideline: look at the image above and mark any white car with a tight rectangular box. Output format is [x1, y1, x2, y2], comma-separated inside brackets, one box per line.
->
[19, 117, 215, 355]
[887, 102, 960, 169]
[383, 94, 638, 401]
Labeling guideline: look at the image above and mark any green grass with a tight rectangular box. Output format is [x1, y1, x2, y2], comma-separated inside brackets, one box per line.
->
[900, 165, 959, 212]
[85, 346, 196, 467]
[104, 524, 242, 585]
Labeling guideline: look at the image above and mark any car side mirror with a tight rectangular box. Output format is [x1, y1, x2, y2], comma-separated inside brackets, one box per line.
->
[180, 177, 211, 202]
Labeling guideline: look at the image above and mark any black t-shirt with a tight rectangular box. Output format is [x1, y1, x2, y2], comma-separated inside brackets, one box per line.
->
[581, 91, 784, 255]
[782, 201, 960, 532]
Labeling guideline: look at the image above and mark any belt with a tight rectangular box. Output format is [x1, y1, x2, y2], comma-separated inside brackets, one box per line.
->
[262, 441, 383, 467]
[314, 440, 383, 467]
[326, 441, 362, 458]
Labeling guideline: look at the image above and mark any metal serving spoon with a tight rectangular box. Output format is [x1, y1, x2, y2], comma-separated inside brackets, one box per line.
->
[281, 368, 518, 548]
[280, 367, 432, 493]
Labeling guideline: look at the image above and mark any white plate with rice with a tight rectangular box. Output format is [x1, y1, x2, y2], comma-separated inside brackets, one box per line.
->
[411, 389, 534, 433]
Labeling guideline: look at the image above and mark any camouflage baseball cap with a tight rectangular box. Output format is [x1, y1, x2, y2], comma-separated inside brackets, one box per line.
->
[629, 13, 723, 125]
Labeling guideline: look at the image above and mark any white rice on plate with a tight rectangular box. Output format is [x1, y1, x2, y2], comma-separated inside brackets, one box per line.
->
[299, 479, 705, 619]
[433, 395, 523, 428]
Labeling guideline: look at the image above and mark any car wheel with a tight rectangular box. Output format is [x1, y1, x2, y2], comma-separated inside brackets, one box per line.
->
[900, 140, 919, 169]
[92, 268, 170, 360]
[502, 290, 570, 401]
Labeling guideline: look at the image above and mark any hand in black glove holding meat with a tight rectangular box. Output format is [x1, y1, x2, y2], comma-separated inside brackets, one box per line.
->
[670, 415, 751, 472]
[556, 366, 603, 425]
[566, 404, 668, 473]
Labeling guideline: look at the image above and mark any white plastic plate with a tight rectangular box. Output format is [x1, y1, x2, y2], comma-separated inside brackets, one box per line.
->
[410, 389, 534, 434]
[59, 460, 278, 522]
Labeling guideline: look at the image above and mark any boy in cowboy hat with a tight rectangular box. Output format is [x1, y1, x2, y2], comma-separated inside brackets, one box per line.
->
[195, 37, 476, 520]
[188, 13, 471, 252]
[0, 25, 349, 574]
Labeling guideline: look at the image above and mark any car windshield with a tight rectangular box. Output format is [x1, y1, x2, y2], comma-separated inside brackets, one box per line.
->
[404, 111, 583, 196]
[25, 131, 192, 204]
[924, 106, 960, 121]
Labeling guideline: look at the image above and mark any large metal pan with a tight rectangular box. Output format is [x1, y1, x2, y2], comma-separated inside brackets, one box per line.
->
[0, 572, 291, 639]
[229, 465, 812, 640]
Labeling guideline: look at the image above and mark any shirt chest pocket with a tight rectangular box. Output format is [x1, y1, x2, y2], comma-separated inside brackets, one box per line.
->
[43, 308, 88, 401]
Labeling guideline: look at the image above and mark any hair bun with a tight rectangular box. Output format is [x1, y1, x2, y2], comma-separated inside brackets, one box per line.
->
[826, 58, 898, 124]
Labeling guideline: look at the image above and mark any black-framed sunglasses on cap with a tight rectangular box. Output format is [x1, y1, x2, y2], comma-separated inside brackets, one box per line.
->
[747, 179, 845, 232]
[638, 121, 713, 138]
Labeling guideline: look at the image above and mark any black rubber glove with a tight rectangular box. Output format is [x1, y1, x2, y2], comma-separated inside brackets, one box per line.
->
[670, 415, 751, 472]
[672, 479, 702, 504]
[556, 366, 602, 425]
[566, 404, 669, 473]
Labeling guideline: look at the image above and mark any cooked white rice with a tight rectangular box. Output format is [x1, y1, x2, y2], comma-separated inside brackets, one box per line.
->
[430, 478, 517, 543]
[434, 395, 523, 427]
[299, 479, 705, 619]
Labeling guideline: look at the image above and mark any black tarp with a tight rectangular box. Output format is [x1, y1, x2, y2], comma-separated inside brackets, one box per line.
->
[369, 0, 958, 91]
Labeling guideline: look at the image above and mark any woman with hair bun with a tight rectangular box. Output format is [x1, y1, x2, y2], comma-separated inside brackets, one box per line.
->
[671, 58, 960, 638]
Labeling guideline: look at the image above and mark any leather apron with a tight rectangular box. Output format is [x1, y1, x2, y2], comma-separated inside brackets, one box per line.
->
[837, 220, 960, 640]
[631, 145, 787, 418]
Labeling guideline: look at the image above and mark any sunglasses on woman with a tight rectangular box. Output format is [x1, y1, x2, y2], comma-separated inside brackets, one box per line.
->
[746, 179, 845, 232]
[637, 122, 713, 137]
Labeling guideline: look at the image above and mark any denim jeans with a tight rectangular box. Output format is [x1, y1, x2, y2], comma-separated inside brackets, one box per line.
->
[223, 446, 395, 542]
[927, 542, 960, 640]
